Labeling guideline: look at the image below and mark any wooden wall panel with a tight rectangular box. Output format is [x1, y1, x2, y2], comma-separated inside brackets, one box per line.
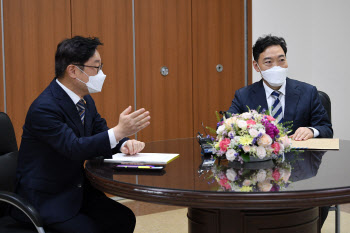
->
[4, 0, 71, 145]
[192, 0, 250, 136]
[71, 0, 134, 131]
[135, 0, 193, 142]
[0, 2, 3, 113]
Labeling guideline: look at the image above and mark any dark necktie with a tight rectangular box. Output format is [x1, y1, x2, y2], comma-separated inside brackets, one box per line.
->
[271, 91, 283, 123]
[77, 99, 85, 125]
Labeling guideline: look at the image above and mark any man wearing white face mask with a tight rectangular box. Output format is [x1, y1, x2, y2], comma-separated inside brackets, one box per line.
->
[12, 36, 150, 233]
[227, 35, 333, 141]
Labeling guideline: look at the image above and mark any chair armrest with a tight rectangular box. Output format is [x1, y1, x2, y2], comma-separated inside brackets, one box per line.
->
[0, 191, 44, 229]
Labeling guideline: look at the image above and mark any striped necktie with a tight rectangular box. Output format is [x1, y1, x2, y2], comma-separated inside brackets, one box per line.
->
[271, 91, 283, 123]
[77, 99, 85, 125]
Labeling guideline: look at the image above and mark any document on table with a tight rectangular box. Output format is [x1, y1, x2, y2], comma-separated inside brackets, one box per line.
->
[104, 153, 180, 165]
[291, 138, 339, 150]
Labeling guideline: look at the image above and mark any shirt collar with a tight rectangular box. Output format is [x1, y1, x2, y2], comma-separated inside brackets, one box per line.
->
[56, 79, 82, 105]
[262, 80, 286, 97]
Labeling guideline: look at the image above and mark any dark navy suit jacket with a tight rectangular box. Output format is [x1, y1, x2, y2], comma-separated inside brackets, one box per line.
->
[227, 78, 333, 138]
[14, 79, 127, 224]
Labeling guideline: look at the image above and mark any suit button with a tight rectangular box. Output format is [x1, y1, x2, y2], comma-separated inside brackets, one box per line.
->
[77, 184, 82, 188]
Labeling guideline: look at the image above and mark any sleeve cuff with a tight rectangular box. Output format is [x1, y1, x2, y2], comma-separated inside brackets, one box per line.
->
[309, 127, 320, 138]
[108, 129, 119, 149]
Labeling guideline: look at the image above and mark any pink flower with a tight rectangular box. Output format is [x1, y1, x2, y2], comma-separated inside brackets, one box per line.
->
[281, 135, 291, 148]
[264, 115, 275, 122]
[272, 169, 281, 181]
[246, 120, 256, 128]
[271, 142, 281, 154]
[219, 178, 231, 190]
[219, 138, 231, 152]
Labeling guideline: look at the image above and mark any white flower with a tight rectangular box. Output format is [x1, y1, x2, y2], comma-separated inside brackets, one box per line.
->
[226, 168, 237, 181]
[249, 128, 259, 137]
[243, 179, 252, 186]
[257, 134, 272, 147]
[256, 169, 267, 182]
[226, 149, 236, 161]
[228, 131, 235, 138]
[241, 112, 253, 120]
[279, 143, 285, 154]
[216, 125, 226, 135]
[236, 120, 247, 129]
[258, 128, 266, 134]
[280, 168, 291, 182]
[257, 180, 273, 192]
[256, 146, 266, 159]
[243, 145, 251, 153]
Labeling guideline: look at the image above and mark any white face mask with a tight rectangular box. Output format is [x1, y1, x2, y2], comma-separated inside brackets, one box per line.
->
[75, 66, 106, 93]
[258, 65, 288, 87]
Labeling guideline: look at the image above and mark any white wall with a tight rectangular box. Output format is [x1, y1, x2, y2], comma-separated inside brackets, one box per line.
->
[252, 0, 350, 140]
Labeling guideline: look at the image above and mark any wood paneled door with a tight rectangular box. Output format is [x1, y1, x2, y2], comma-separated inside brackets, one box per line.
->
[71, 0, 135, 130]
[135, 0, 193, 142]
[192, 0, 251, 136]
[3, 0, 71, 144]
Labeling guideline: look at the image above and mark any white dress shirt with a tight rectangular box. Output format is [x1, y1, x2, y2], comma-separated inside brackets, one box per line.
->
[56, 79, 124, 149]
[262, 80, 319, 137]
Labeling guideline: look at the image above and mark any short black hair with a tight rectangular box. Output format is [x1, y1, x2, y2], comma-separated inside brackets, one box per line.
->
[55, 36, 103, 78]
[252, 35, 287, 62]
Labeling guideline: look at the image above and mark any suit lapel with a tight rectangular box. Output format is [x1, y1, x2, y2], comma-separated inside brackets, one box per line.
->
[50, 79, 85, 136]
[284, 78, 301, 122]
[251, 80, 268, 112]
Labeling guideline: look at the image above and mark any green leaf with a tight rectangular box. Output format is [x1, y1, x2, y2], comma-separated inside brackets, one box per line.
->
[242, 153, 250, 162]
[256, 106, 261, 112]
[206, 126, 217, 135]
[215, 111, 221, 122]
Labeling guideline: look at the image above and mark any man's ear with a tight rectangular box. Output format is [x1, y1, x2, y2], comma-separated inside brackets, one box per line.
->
[253, 60, 260, 72]
[66, 65, 77, 79]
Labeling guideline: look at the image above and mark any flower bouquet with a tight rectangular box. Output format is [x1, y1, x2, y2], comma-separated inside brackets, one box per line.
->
[210, 161, 292, 192]
[208, 108, 293, 163]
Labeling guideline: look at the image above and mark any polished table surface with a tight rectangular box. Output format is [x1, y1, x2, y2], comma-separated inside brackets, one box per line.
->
[85, 138, 350, 209]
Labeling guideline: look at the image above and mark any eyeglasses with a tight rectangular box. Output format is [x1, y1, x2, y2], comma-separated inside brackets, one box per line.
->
[74, 63, 103, 73]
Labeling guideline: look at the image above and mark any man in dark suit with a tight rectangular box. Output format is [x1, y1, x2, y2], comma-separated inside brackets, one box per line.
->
[227, 34, 332, 227]
[228, 35, 332, 140]
[12, 36, 150, 233]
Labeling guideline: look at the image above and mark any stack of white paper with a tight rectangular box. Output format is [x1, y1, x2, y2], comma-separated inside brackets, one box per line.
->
[104, 153, 180, 165]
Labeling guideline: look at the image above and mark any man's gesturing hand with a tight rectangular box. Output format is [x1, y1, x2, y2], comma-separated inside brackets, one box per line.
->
[113, 106, 150, 141]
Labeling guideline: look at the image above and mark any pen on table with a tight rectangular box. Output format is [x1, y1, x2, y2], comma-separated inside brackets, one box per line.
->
[116, 165, 163, 169]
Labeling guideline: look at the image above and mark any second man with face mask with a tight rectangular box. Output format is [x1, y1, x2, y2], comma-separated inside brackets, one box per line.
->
[227, 34, 333, 141]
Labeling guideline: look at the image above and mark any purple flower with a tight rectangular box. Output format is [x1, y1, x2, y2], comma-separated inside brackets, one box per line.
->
[270, 184, 280, 192]
[262, 119, 280, 139]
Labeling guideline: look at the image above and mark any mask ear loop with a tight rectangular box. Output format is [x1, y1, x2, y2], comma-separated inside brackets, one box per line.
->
[256, 63, 264, 79]
[74, 65, 89, 84]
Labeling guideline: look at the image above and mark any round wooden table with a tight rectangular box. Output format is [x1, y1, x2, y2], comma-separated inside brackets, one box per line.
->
[85, 138, 350, 233]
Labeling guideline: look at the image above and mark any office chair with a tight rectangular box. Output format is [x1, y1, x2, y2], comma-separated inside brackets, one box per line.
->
[0, 112, 56, 233]
[318, 91, 340, 233]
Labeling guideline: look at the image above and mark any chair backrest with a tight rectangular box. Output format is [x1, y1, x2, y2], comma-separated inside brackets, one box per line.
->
[0, 112, 18, 216]
[318, 91, 331, 123]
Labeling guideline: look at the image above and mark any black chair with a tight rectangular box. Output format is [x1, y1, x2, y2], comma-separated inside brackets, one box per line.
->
[0, 112, 56, 233]
[318, 91, 340, 233]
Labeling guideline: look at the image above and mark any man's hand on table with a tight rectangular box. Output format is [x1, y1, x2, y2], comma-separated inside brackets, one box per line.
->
[121, 139, 145, 155]
[291, 127, 314, 141]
